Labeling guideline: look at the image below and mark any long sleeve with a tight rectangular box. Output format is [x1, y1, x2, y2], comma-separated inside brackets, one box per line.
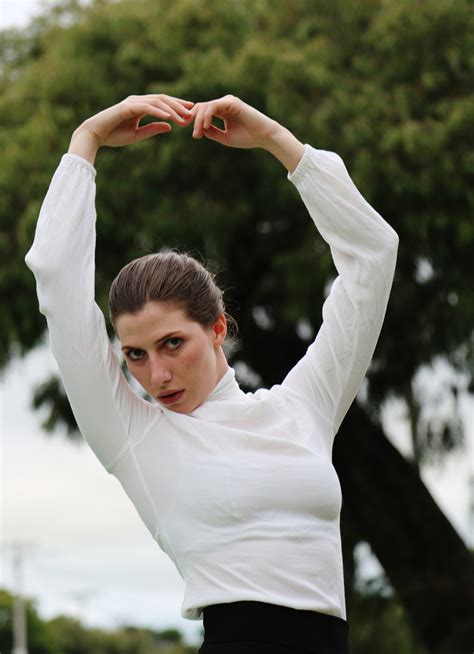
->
[281, 145, 399, 436]
[25, 154, 157, 472]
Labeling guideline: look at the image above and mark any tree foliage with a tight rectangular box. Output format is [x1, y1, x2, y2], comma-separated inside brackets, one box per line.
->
[0, 588, 191, 654]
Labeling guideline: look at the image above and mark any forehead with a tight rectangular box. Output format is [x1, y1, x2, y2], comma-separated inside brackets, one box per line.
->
[116, 301, 196, 344]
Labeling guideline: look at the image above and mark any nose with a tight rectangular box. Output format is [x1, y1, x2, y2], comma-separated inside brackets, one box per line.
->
[149, 353, 172, 388]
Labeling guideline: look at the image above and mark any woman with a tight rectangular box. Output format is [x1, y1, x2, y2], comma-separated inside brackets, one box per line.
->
[26, 93, 399, 654]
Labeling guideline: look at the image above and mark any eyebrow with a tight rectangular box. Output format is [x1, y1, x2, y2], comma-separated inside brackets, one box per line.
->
[121, 331, 182, 351]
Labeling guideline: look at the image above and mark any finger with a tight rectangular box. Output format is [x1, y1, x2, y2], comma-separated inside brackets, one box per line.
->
[129, 97, 191, 124]
[190, 95, 236, 121]
[134, 122, 172, 142]
[192, 100, 230, 137]
[203, 105, 216, 130]
[167, 111, 190, 125]
[210, 97, 236, 121]
[192, 105, 207, 139]
[132, 102, 192, 126]
[189, 106, 198, 121]
[130, 94, 194, 109]
[123, 102, 172, 121]
[172, 113, 194, 127]
[154, 95, 195, 116]
[189, 101, 206, 118]
[202, 124, 227, 145]
[172, 97, 195, 107]
[158, 97, 194, 121]
[147, 94, 194, 107]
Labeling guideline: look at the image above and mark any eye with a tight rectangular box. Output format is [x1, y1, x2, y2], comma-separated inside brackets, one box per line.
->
[126, 349, 144, 362]
[164, 337, 182, 351]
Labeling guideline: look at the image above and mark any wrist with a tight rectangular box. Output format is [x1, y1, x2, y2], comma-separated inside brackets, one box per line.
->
[260, 123, 305, 173]
[68, 125, 100, 165]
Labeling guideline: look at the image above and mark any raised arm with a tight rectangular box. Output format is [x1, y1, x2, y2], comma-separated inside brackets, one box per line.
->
[191, 95, 398, 441]
[25, 95, 195, 471]
[280, 147, 399, 438]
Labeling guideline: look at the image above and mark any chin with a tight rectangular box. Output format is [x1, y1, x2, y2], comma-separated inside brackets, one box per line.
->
[169, 405, 190, 414]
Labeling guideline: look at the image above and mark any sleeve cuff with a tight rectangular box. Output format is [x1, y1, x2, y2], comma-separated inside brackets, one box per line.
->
[60, 152, 97, 179]
[287, 143, 313, 185]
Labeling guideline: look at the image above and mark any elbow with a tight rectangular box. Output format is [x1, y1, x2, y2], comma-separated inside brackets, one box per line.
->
[25, 247, 46, 277]
[366, 227, 399, 279]
[382, 229, 399, 281]
[387, 229, 399, 259]
[25, 246, 62, 280]
[381, 224, 399, 258]
[389, 226, 399, 249]
[25, 250, 59, 318]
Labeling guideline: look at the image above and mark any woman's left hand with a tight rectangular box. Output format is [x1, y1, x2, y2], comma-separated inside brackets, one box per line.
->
[190, 95, 279, 149]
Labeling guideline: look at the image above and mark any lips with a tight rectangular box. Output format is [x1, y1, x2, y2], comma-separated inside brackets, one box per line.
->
[157, 389, 185, 406]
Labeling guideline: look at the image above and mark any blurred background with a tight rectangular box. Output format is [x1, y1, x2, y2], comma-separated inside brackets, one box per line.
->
[1, 1, 473, 653]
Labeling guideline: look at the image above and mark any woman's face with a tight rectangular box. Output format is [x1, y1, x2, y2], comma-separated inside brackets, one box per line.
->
[116, 301, 228, 414]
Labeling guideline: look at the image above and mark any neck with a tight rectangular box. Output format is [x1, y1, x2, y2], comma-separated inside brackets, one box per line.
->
[215, 347, 230, 385]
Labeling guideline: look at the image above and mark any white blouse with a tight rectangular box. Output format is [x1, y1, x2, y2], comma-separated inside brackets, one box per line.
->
[25, 144, 398, 621]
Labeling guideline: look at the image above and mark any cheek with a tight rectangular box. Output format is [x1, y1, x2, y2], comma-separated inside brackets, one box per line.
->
[182, 340, 214, 372]
[126, 362, 148, 384]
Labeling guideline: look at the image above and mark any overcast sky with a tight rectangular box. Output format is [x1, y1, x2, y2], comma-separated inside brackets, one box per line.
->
[1, 0, 473, 648]
[0, 0, 50, 29]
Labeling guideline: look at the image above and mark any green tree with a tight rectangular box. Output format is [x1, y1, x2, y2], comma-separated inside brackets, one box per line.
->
[1, 0, 473, 651]
[0, 592, 192, 654]
[0, 589, 61, 654]
[47, 616, 188, 653]
[348, 576, 430, 654]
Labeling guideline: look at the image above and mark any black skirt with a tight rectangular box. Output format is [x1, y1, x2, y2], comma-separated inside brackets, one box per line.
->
[198, 600, 349, 654]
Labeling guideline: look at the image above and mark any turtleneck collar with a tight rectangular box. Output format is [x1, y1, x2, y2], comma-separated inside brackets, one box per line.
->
[203, 367, 243, 403]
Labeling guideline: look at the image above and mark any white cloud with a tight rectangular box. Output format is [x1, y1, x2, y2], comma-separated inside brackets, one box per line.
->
[0, 0, 48, 30]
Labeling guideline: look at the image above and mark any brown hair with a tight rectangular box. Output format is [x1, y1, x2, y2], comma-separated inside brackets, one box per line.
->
[108, 250, 237, 339]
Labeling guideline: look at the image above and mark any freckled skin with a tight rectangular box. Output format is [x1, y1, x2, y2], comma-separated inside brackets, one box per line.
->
[115, 301, 229, 414]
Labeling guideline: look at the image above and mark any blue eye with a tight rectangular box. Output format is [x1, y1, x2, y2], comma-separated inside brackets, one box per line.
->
[127, 349, 144, 361]
[165, 337, 182, 351]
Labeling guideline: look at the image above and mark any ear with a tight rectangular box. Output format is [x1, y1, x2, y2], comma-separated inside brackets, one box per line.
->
[212, 313, 227, 346]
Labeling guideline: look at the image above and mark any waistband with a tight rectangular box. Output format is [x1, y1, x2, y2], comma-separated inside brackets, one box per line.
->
[202, 601, 349, 653]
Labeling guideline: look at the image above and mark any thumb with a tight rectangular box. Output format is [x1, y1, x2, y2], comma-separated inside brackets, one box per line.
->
[134, 122, 172, 142]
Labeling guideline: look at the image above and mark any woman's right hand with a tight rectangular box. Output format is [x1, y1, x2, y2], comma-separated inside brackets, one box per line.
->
[69, 94, 194, 164]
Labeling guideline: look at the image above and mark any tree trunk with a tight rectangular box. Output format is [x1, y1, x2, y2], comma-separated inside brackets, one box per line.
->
[334, 403, 474, 653]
